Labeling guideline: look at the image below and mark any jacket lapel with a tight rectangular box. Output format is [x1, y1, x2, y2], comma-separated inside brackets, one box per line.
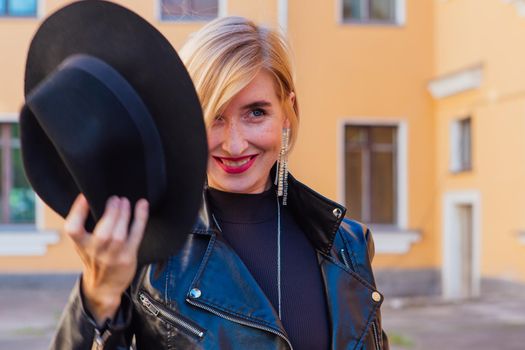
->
[187, 234, 288, 338]
[320, 253, 382, 350]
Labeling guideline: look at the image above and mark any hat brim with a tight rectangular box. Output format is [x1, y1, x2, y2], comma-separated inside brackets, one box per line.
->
[23, 0, 208, 264]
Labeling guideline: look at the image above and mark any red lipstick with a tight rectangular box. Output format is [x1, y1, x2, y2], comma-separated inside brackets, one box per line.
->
[213, 155, 258, 174]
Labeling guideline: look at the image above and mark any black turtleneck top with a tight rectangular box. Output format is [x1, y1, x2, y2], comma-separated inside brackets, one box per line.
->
[207, 186, 330, 350]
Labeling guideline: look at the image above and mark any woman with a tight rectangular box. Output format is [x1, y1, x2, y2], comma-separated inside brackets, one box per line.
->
[52, 16, 388, 350]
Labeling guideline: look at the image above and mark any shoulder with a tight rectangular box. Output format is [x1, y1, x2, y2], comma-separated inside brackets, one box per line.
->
[338, 218, 374, 260]
[339, 218, 370, 243]
[333, 217, 377, 283]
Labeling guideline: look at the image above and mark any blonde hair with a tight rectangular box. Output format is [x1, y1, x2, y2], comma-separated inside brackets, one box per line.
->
[179, 16, 299, 150]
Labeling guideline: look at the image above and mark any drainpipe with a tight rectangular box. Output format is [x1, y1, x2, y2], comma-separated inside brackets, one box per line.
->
[278, 0, 288, 33]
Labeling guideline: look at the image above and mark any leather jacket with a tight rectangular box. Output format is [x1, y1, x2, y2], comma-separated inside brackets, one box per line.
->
[50, 174, 389, 350]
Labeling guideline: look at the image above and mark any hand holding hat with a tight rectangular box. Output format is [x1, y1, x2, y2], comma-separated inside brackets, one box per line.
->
[20, 0, 208, 266]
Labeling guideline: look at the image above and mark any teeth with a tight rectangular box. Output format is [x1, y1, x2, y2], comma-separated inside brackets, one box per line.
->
[222, 158, 250, 167]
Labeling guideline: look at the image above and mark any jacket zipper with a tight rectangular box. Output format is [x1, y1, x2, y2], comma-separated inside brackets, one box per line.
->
[186, 298, 293, 350]
[139, 292, 205, 339]
[340, 248, 352, 270]
[371, 321, 381, 350]
[91, 328, 111, 350]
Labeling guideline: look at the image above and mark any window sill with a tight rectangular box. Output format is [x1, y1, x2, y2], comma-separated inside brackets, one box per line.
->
[0, 229, 59, 256]
[371, 229, 421, 254]
[450, 167, 473, 174]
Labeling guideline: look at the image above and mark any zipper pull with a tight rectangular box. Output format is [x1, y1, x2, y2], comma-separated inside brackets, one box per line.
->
[340, 248, 351, 269]
[91, 328, 111, 350]
[139, 293, 160, 316]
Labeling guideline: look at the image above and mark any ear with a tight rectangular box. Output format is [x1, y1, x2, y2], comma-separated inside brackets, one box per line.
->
[289, 91, 296, 108]
[283, 91, 295, 129]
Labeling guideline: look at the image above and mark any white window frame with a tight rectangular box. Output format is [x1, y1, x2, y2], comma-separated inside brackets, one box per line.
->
[449, 116, 472, 173]
[156, 0, 227, 22]
[338, 117, 419, 254]
[337, 0, 406, 26]
[37, 0, 43, 18]
[0, 113, 58, 256]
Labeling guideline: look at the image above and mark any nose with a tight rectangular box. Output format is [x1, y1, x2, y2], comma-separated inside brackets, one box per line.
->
[221, 119, 248, 156]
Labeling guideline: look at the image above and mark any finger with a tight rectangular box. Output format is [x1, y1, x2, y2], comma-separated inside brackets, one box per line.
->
[64, 194, 90, 247]
[127, 199, 149, 251]
[92, 196, 120, 249]
[107, 197, 131, 251]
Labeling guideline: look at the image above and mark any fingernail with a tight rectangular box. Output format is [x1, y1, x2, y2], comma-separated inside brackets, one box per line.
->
[140, 199, 149, 211]
[109, 196, 119, 207]
[121, 197, 129, 208]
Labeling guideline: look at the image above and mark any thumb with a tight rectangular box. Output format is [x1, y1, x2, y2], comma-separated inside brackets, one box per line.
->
[64, 194, 90, 247]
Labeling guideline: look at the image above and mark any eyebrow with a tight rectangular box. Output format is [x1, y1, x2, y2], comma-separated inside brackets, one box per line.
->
[241, 100, 272, 110]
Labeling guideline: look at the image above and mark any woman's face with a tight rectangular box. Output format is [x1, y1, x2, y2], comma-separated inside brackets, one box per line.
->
[207, 70, 291, 194]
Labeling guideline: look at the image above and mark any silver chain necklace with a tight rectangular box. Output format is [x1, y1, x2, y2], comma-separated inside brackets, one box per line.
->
[276, 196, 282, 320]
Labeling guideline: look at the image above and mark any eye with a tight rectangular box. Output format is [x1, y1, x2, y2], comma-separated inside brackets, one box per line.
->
[250, 108, 266, 118]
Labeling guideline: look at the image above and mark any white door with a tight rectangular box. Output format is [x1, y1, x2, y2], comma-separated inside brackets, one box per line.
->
[443, 191, 481, 299]
[458, 204, 473, 298]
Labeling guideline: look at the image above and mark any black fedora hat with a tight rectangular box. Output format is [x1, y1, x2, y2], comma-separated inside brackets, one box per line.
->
[20, 0, 208, 265]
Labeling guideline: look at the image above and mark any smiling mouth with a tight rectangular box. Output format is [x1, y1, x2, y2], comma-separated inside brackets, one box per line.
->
[213, 155, 258, 174]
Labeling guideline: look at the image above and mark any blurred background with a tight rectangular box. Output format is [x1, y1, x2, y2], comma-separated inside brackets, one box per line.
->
[1, 0, 525, 349]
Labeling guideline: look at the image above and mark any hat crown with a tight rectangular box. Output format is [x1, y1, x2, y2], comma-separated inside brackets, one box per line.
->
[23, 54, 167, 229]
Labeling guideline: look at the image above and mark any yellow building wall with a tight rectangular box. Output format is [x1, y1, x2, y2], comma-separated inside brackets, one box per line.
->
[1, 0, 437, 272]
[434, 0, 525, 281]
[288, 0, 437, 268]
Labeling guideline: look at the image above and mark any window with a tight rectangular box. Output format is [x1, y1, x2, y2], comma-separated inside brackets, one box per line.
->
[344, 125, 397, 225]
[0, 123, 35, 224]
[160, 0, 219, 21]
[450, 117, 472, 172]
[0, 0, 37, 17]
[341, 0, 401, 24]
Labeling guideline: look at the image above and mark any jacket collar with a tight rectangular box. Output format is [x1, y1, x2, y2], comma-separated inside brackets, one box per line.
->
[190, 171, 346, 255]
[187, 209, 379, 349]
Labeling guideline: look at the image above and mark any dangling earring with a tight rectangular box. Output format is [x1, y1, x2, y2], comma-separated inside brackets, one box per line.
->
[275, 128, 290, 205]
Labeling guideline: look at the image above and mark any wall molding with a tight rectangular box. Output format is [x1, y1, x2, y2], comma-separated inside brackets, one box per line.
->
[428, 65, 483, 99]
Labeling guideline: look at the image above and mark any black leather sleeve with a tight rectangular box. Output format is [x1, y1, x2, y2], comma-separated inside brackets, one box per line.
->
[49, 276, 134, 350]
[365, 227, 390, 350]
[340, 220, 390, 350]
